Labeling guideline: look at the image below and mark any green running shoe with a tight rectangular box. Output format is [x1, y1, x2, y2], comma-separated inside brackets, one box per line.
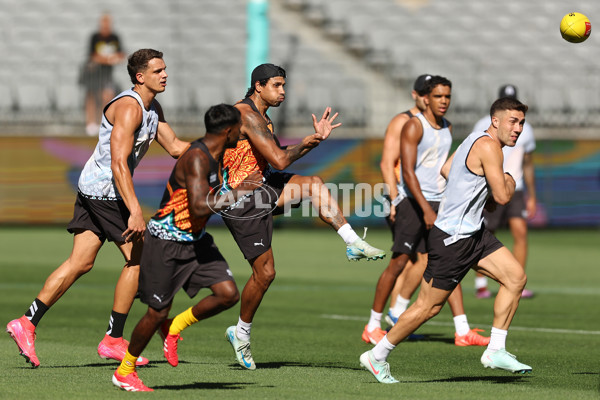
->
[225, 326, 256, 370]
[347, 237, 386, 261]
[359, 350, 398, 384]
[481, 348, 532, 373]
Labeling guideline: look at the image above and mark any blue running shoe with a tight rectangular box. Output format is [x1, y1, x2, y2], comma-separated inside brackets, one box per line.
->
[347, 238, 385, 261]
[384, 311, 398, 327]
[481, 348, 532, 373]
[225, 326, 256, 370]
[359, 350, 398, 384]
[347, 228, 385, 261]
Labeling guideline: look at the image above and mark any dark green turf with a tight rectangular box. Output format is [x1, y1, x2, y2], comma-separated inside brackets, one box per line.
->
[1, 226, 599, 399]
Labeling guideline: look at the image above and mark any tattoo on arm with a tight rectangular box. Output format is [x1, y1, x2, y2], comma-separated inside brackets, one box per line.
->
[247, 112, 311, 166]
[283, 143, 307, 163]
[248, 114, 273, 140]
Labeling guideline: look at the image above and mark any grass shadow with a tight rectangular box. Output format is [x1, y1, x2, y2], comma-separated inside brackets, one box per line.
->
[226, 361, 309, 370]
[226, 361, 364, 371]
[394, 332, 455, 345]
[43, 359, 187, 369]
[154, 382, 267, 391]
[414, 375, 531, 384]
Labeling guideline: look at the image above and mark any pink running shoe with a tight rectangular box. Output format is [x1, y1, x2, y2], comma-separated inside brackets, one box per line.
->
[361, 325, 386, 345]
[476, 288, 492, 299]
[455, 328, 491, 347]
[163, 333, 182, 367]
[98, 334, 149, 366]
[521, 289, 534, 299]
[6, 316, 40, 368]
[112, 370, 153, 392]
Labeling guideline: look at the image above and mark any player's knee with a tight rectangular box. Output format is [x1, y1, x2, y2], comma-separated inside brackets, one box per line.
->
[259, 268, 276, 286]
[413, 294, 443, 321]
[216, 283, 240, 309]
[506, 271, 527, 293]
[387, 255, 408, 275]
[223, 291, 240, 309]
[148, 306, 169, 322]
[80, 262, 94, 274]
[251, 255, 276, 288]
[309, 175, 324, 186]
[516, 272, 527, 291]
[512, 228, 527, 243]
[306, 175, 325, 194]
[413, 299, 442, 321]
[427, 304, 444, 319]
[509, 218, 528, 240]
[69, 259, 94, 275]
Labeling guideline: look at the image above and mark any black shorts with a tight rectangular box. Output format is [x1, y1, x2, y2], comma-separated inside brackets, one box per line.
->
[387, 198, 439, 255]
[223, 171, 294, 260]
[66, 192, 129, 242]
[139, 231, 234, 310]
[81, 65, 116, 93]
[484, 191, 527, 231]
[423, 226, 504, 291]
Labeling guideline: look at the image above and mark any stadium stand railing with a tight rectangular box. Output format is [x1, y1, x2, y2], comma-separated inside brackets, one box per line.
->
[2, 0, 600, 136]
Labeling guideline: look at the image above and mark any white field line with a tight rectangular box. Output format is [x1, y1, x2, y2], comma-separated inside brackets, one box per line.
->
[320, 314, 600, 336]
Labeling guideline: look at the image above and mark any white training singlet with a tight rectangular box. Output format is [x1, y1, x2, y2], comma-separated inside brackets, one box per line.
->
[473, 116, 535, 191]
[78, 88, 159, 199]
[400, 113, 452, 202]
[435, 131, 492, 245]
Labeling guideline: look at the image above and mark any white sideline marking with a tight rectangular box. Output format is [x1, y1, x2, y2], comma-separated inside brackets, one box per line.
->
[320, 314, 600, 336]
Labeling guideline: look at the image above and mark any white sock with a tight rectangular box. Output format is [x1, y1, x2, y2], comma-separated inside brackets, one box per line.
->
[236, 317, 252, 341]
[367, 310, 382, 332]
[337, 223, 360, 245]
[372, 335, 395, 362]
[487, 327, 507, 351]
[390, 295, 410, 318]
[453, 314, 471, 336]
[475, 276, 488, 290]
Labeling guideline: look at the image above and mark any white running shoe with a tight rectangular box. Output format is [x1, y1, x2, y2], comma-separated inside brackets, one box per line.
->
[359, 350, 398, 384]
[346, 233, 386, 261]
[225, 326, 256, 370]
[481, 348, 532, 373]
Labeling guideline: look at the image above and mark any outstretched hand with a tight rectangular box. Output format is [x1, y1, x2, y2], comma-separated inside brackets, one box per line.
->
[312, 107, 341, 141]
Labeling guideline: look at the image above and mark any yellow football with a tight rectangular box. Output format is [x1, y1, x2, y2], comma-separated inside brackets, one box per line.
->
[560, 12, 591, 43]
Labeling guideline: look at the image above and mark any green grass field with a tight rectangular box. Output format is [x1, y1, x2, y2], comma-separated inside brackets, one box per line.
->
[1, 226, 599, 399]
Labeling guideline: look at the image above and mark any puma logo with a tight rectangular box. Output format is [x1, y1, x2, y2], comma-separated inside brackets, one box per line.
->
[254, 239, 264, 247]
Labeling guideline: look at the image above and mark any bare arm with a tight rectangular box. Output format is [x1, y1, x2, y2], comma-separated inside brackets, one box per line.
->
[242, 107, 340, 170]
[475, 138, 515, 205]
[401, 118, 437, 229]
[523, 151, 537, 217]
[183, 150, 220, 219]
[154, 101, 190, 158]
[380, 114, 410, 202]
[109, 99, 146, 242]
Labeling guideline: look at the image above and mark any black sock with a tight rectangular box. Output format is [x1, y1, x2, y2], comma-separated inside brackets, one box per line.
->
[24, 298, 49, 327]
[106, 311, 128, 338]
